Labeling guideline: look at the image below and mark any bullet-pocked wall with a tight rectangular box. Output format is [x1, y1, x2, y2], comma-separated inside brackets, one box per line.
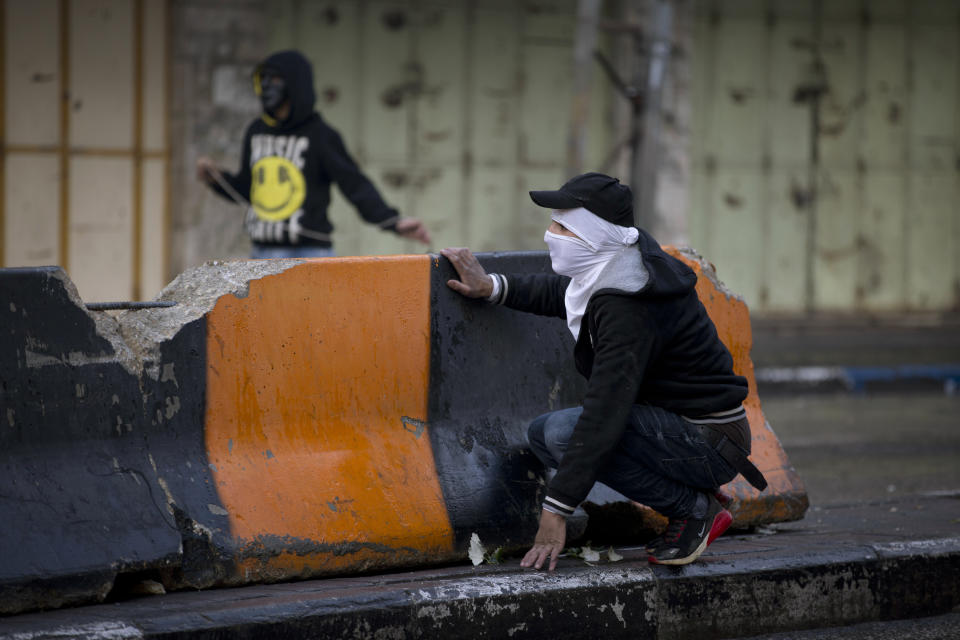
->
[690, 0, 960, 314]
[263, 0, 614, 258]
[0, 0, 170, 303]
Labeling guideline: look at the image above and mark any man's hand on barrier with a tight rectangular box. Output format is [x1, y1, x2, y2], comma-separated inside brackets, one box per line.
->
[520, 509, 566, 572]
[440, 247, 494, 298]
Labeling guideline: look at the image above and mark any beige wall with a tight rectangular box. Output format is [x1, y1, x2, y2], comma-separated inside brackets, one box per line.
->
[263, 0, 696, 257]
[9, 0, 953, 315]
[168, 0, 268, 275]
[1, 0, 169, 302]
[691, 0, 960, 314]
[3, 0, 695, 302]
[213, 0, 608, 258]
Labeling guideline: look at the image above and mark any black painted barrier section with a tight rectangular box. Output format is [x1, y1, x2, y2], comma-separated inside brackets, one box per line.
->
[428, 252, 587, 550]
[0, 267, 228, 614]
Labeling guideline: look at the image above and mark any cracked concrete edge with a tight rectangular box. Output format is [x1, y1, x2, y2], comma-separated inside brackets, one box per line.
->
[63, 249, 733, 382]
[871, 536, 960, 558]
[43, 268, 142, 377]
[86, 259, 305, 380]
[675, 245, 745, 304]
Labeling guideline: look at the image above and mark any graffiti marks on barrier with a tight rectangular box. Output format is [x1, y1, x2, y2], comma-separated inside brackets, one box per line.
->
[208, 503, 229, 516]
[547, 377, 562, 410]
[597, 596, 627, 628]
[326, 496, 357, 515]
[164, 396, 181, 419]
[161, 362, 179, 388]
[402, 416, 427, 438]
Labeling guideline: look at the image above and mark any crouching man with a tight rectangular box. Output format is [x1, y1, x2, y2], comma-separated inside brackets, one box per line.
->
[440, 173, 766, 569]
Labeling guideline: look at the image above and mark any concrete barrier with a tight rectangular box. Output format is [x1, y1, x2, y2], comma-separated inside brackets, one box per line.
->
[670, 247, 808, 525]
[0, 250, 806, 615]
[0, 267, 214, 612]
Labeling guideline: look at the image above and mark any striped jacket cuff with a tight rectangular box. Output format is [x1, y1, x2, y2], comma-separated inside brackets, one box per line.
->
[543, 495, 576, 517]
[485, 273, 508, 305]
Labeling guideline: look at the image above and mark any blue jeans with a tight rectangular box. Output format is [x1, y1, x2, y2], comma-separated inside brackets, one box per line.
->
[527, 405, 737, 518]
[250, 245, 336, 259]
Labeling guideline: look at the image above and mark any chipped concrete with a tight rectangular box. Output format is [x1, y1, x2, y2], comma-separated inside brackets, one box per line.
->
[115, 259, 305, 380]
[16, 261, 307, 380]
[42, 268, 141, 376]
[160, 363, 178, 388]
[207, 504, 229, 517]
[164, 396, 181, 419]
[676, 245, 743, 302]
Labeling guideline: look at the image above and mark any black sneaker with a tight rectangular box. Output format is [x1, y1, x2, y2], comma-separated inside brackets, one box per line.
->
[647, 490, 732, 554]
[647, 494, 733, 565]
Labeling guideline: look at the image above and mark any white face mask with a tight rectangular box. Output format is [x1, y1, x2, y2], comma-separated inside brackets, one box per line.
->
[543, 208, 643, 340]
[543, 230, 598, 278]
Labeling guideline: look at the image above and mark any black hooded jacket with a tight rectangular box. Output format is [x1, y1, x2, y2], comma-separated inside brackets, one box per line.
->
[211, 50, 399, 247]
[501, 229, 749, 510]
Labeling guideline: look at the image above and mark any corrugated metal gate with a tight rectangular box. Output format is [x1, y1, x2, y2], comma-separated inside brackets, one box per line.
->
[691, 0, 960, 314]
[265, 0, 615, 257]
[1, 0, 169, 302]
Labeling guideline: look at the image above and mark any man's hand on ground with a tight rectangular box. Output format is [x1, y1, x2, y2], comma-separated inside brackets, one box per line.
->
[520, 509, 566, 571]
[440, 247, 493, 298]
[396, 218, 432, 245]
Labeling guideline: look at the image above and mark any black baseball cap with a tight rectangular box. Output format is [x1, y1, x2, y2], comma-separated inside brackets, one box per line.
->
[529, 172, 635, 227]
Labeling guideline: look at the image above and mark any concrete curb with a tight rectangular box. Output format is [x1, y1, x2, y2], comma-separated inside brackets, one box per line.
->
[2, 533, 957, 639]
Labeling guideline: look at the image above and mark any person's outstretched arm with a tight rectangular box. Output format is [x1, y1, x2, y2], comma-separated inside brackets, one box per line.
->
[196, 127, 253, 204]
[322, 127, 430, 244]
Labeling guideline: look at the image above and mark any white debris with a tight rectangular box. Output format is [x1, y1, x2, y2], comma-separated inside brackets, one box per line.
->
[468, 532, 485, 566]
[580, 546, 601, 563]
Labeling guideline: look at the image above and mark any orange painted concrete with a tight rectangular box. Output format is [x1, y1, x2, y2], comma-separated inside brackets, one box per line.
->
[669, 248, 808, 525]
[204, 256, 455, 582]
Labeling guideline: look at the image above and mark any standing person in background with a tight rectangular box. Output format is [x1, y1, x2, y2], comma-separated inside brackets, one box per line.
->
[196, 49, 430, 258]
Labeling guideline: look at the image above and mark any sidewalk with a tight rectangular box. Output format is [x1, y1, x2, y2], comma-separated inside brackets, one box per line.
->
[750, 315, 960, 394]
[2, 492, 958, 639]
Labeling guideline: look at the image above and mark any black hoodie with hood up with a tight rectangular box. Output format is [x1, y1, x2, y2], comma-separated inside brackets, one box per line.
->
[211, 50, 400, 248]
[499, 229, 749, 511]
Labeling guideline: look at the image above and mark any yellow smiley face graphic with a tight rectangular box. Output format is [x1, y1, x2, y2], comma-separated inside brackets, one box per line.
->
[250, 157, 306, 222]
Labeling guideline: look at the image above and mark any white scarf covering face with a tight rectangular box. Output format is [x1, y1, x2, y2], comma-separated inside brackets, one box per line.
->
[543, 207, 641, 340]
